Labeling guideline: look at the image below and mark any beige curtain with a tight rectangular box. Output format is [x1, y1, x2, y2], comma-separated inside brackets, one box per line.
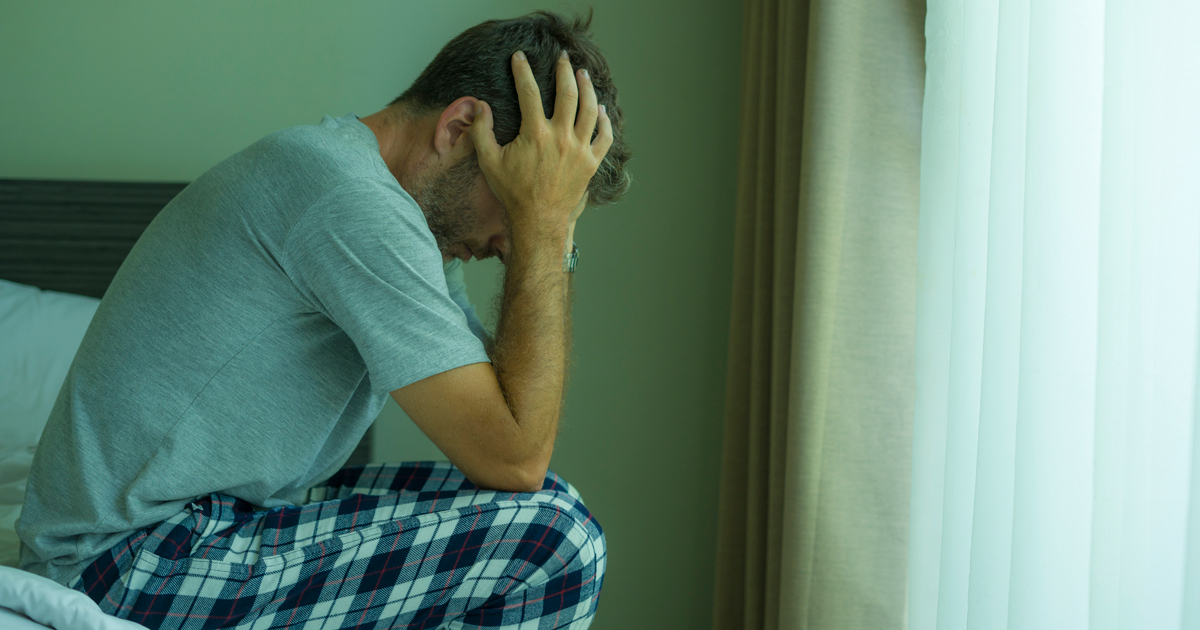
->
[712, 0, 924, 628]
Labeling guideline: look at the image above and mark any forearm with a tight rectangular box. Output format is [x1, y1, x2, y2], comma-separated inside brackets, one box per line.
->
[462, 46, 607, 488]
[487, 224, 573, 473]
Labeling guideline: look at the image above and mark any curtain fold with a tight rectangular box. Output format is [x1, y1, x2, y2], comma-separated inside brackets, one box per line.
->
[712, 0, 925, 627]
[910, 0, 1200, 628]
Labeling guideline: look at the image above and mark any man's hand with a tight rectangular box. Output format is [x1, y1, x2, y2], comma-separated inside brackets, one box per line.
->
[468, 50, 612, 241]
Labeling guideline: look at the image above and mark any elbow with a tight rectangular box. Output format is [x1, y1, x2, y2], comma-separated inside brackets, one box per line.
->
[518, 461, 550, 493]
[458, 409, 553, 493]
[511, 436, 553, 492]
[468, 466, 546, 493]
[513, 475, 547, 494]
[479, 413, 553, 493]
[492, 459, 550, 493]
[466, 448, 550, 494]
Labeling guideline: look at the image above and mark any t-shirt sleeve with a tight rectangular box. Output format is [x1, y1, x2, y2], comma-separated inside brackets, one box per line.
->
[442, 258, 494, 347]
[281, 178, 490, 394]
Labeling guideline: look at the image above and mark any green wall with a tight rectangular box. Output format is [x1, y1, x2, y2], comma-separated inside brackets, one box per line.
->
[0, 2, 742, 627]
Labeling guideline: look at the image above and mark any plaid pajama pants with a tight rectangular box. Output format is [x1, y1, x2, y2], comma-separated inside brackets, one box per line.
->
[70, 462, 605, 629]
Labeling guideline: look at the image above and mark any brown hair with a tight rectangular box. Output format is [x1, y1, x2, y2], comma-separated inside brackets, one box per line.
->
[391, 10, 631, 206]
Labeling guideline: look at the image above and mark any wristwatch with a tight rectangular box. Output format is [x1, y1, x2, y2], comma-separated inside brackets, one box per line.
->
[563, 242, 579, 273]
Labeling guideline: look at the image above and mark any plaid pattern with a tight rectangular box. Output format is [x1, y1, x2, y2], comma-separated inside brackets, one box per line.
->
[72, 462, 605, 629]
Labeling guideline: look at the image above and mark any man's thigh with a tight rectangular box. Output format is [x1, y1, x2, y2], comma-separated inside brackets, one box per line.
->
[77, 462, 605, 630]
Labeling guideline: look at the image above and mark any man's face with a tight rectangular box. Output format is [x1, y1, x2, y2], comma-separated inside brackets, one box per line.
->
[409, 156, 509, 265]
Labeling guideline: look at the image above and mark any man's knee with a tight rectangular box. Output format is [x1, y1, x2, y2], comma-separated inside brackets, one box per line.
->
[532, 471, 606, 584]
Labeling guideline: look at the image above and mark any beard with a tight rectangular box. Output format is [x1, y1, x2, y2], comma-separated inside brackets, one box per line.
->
[406, 155, 484, 258]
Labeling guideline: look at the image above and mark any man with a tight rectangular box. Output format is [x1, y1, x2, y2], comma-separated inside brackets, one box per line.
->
[16, 10, 631, 630]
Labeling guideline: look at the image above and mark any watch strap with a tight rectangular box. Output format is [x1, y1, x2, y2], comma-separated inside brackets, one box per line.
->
[563, 242, 579, 273]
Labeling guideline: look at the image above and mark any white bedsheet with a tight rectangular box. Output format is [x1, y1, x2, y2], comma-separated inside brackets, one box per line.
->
[0, 566, 148, 630]
[0, 522, 19, 569]
[0, 447, 32, 568]
[0, 476, 148, 629]
[1, 501, 25, 570]
[0, 605, 55, 630]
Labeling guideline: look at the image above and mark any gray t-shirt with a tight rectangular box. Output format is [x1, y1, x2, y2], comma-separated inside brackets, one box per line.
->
[17, 113, 492, 585]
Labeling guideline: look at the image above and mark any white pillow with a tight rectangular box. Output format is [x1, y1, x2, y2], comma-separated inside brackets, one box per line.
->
[0, 279, 100, 464]
[0, 566, 149, 630]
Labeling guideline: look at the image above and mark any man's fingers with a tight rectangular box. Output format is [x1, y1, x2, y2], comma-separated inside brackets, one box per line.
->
[592, 104, 614, 160]
[488, 50, 607, 223]
[511, 51, 546, 133]
[552, 52, 580, 130]
[574, 68, 599, 143]
[468, 100, 500, 165]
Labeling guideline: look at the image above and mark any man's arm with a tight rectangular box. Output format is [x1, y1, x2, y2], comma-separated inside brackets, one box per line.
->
[391, 51, 611, 492]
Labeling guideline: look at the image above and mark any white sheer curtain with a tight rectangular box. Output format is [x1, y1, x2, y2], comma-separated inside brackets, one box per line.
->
[909, 0, 1200, 628]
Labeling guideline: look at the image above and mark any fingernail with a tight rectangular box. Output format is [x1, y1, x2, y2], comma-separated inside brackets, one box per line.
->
[515, 50, 526, 61]
[600, 104, 607, 115]
[561, 50, 569, 60]
[582, 69, 589, 80]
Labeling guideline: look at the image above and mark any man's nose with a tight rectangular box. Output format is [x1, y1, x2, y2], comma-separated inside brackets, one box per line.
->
[489, 234, 509, 264]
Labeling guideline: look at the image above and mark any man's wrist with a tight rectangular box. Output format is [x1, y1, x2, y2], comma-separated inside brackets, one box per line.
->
[510, 220, 567, 256]
[564, 221, 576, 256]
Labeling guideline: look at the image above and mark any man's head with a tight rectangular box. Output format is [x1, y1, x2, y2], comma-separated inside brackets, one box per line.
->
[384, 10, 631, 262]
[404, 153, 495, 262]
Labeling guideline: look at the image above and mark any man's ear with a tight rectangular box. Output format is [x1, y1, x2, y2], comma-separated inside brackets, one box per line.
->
[433, 96, 480, 159]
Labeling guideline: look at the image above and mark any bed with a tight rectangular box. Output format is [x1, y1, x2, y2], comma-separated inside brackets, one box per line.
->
[0, 178, 373, 628]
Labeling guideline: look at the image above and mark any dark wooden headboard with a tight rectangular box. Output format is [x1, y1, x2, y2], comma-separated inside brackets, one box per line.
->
[0, 179, 188, 299]
[0, 178, 372, 465]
